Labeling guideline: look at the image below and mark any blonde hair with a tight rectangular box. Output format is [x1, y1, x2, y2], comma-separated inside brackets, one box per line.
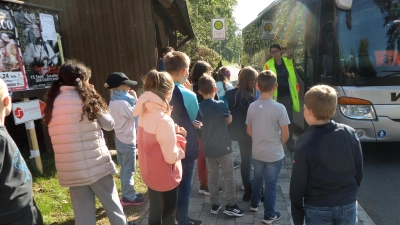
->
[304, 85, 337, 120]
[163, 51, 190, 74]
[144, 70, 174, 112]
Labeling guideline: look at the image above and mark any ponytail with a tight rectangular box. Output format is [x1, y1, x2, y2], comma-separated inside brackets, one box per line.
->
[144, 70, 174, 112]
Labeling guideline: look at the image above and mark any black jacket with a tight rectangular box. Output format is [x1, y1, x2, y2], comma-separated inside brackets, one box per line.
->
[290, 121, 363, 225]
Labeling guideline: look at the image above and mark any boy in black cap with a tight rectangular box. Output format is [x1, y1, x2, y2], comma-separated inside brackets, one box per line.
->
[105, 72, 146, 206]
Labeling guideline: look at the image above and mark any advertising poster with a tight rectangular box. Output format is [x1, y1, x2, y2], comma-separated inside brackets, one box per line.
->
[0, 9, 28, 91]
[14, 9, 61, 88]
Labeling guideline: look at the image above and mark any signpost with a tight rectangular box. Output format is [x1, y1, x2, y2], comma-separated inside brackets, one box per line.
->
[261, 20, 275, 40]
[212, 18, 226, 60]
[12, 99, 46, 174]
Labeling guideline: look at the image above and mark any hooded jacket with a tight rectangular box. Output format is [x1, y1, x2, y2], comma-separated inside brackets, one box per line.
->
[133, 91, 186, 192]
[48, 86, 117, 187]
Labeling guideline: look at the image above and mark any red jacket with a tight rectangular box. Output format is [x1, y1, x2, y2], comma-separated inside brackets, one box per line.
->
[133, 91, 186, 191]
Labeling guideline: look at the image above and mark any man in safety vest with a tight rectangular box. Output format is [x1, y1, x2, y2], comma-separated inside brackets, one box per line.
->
[263, 44, 300, 152]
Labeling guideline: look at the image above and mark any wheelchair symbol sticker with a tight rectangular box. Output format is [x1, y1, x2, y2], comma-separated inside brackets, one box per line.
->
[377, 130, 387, 138]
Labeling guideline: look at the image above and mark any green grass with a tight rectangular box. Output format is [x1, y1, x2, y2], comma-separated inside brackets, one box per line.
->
[29, 151, 148, 225]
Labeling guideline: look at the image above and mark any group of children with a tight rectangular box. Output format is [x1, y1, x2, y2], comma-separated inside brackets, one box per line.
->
[0, 46, 363, 225]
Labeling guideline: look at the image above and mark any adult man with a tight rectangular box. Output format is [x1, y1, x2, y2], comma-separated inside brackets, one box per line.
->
[263, 44, 300, 152]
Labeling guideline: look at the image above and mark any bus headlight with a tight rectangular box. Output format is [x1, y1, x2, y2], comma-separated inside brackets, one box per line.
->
[339, 105, 376, 120]
[338, 97, 376, 120]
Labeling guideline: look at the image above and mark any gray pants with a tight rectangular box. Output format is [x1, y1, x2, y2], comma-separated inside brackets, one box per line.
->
[206, 153, 237, 206]
[69, 175, 127, 225]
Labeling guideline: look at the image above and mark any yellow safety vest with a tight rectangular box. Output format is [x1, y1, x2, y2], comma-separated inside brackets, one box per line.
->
[263, 57, 300, 112]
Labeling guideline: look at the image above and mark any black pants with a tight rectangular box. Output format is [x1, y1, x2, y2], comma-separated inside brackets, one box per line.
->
[278, 94, 294, 151]
[148, 186, 178, 225]
[0, 199, 43, 225]
[238, 139, 252, 193]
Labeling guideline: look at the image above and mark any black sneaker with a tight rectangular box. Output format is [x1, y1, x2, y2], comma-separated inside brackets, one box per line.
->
[210, 204, 221, 215]
[189, 218, 203, 225]
[262, 212, 281, 224]
[250, 202, 261, 212]
[223, 203, 245, 217]
[233, 161, 240, 169]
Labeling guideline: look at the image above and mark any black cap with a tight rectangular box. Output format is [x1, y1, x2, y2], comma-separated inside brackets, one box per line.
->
[104, 72, 137, 89]
[269, 43, 281, 50]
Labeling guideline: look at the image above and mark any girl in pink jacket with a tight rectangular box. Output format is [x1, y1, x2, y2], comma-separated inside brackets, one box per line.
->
[44, 59, 132, 225]
[133, 70, 186, 225]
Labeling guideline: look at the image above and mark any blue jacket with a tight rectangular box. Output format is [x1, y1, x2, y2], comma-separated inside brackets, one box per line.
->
[170, 85, 200, 162]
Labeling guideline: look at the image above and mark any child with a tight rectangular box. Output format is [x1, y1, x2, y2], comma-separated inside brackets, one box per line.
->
[246, 70, 290, 224]
[216, 66, 234, 108]
[157, 47, 174, 71]
[133, 70, 187, 225]
[190, 61, 223, 196]
[290, 85, 363, 225]
[104, 72, 145, 206]
[225, 67, 258, 201]
[163, 51, 203, 225]
[198, 75, 245, 217]
[44, 60, 133, 225]
[0, 79, 44, 225]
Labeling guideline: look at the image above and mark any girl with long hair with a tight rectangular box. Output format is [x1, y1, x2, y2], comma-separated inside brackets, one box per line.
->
[44, 59, 132, 225]
[216, 66, 234, 108]
[225, 66, 258, 201]
[133, 70, 186, 225]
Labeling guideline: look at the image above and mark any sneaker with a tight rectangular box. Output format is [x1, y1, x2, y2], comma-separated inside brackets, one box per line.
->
[120, 196, 146, 206]
[199, 185, 207, 194]
[135, 193, 144, 198]
[203, 187, 210, 196]
[233, 161, 240, 169]
[189, 218, 203, 225]
[223, 203, 245, 217]
[219, 187, 224, 193]
[262, 212, 281, 224]
[210, 204, 221, 215]
[241, 184, 245, 191]
[127, 222, 136, 225]
[250, 202, 261, 212]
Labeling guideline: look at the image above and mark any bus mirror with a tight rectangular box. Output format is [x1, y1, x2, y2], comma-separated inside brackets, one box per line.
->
[336, 0, 352, 10]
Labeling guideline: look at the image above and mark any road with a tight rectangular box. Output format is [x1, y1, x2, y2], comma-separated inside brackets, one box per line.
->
[227, 65, 400, 225]
[358, 142, 400, 225]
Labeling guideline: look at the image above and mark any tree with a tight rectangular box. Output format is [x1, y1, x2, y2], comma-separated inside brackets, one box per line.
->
[182, 0, 242, 68]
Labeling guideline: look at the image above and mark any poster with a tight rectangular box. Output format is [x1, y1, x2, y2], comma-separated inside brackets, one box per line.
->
[0, 9, 28, 91]
[14, 9, 61, 88]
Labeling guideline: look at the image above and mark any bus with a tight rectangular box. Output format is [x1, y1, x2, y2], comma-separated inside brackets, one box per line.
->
[242, 0, 400, 142]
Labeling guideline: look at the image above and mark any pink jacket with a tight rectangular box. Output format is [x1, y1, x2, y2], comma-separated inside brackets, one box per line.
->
[133, 91, 186, 191]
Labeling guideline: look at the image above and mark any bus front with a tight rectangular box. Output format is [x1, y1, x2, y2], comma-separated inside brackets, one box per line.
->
[332, 0, 400, 142]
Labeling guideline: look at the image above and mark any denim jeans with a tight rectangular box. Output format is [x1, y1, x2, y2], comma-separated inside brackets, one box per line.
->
[115, 137, 137, 201]
[238, 140, 253, 191]
[176, 160, 195, 225]
[251, 158, 283, 217]
[304, 202, 358, 225]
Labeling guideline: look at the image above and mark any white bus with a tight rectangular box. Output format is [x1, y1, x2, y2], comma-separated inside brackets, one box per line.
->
[242, 0, 400, 142]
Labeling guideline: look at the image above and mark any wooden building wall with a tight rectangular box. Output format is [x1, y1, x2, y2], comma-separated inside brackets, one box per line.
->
[21, 0, 158, 148]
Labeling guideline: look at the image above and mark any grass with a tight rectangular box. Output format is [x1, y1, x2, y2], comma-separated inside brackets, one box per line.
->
[28, 151, 148, 225]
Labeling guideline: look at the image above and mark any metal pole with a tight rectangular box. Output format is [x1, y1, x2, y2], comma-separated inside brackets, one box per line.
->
[219, 40, 222, 60]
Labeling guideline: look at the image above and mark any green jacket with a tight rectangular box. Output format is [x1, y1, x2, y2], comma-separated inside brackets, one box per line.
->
[263, 57, 300, 112]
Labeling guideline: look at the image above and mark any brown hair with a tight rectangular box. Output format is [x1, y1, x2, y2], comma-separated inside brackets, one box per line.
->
[190, 61, 213, 84]
[257, 70, 277, 92]
[43, 59, 109, 125]
[232, 66, 258, 107]
[163, 51, 190, 74]
[304, 85, 337, 120]
[216, 66, 230, 92]
[144, 70, 174, 112]
[198, 74, 216, 95]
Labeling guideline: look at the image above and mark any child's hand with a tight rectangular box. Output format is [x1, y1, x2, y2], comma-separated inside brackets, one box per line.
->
[192, 120, 203, 129]
[175, 124, 187, 138]
[183, 79, 192, 90]
[128, 90, 138, 99]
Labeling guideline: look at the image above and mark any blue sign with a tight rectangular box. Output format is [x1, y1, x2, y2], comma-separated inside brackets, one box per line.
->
[377, 130, 387, 138]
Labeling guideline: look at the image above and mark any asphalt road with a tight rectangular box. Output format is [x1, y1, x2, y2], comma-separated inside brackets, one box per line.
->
[358, 142, 400, 225]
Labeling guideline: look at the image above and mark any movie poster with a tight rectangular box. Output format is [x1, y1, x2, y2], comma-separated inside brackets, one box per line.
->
[14, 9, 61, 88]
[0, 9, 28, 91]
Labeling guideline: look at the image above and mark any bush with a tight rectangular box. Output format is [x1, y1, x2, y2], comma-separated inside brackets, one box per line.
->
[180, 41, 221, 72]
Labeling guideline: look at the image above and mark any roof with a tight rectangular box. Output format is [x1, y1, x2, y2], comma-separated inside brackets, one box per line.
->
[243, 0, 282, 31]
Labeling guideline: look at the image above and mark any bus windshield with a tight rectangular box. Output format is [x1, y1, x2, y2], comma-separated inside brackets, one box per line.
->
[336, 0, 400, 82]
